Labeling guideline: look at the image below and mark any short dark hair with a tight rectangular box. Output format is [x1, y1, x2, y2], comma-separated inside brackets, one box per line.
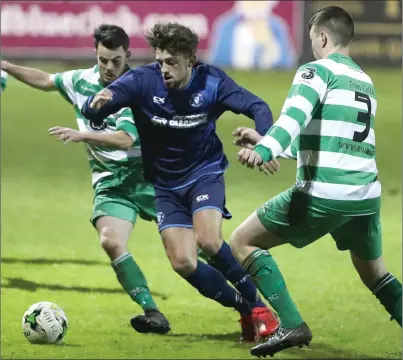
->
[308, 6, 354, 46]
[144, 22, 199, 58]
[93, 24, 130, 51]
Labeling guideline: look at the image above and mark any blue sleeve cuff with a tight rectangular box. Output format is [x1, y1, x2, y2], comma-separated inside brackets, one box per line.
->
[81, 96, 95, 117]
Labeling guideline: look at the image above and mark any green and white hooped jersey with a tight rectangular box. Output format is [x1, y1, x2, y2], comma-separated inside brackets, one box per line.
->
[1, 69, 8, 92]
[51, 65, 142, 186]
[259, 53, 380, 215]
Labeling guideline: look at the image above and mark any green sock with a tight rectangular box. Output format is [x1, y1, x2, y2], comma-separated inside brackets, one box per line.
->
[112, 252, 158, 312]
[371, 273, 402, 326]
[243, 249, 304, 329]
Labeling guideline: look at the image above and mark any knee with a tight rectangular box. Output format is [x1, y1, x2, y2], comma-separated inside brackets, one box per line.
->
[166, 248, 197, 277]
[167, 251, 197, 277]
[229, 228, 246, 262]
[196, 231, 222, 256]
[99, 226, 124, 255]
[161, 227, 197, 277]
[198, 238, 222, 256]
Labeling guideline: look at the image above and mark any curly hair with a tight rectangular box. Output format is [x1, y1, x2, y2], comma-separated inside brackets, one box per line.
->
[144, 22, 199, 58]
[93, 24, 130, 51]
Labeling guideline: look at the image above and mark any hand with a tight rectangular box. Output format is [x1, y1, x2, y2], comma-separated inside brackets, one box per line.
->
[259, 159, 280, 176]
[48, 127, 85, 145]
[1, 60, 9, 71]
[238, 148, 263, 169]
[89, 88, 113, 110]
[232, 127, 263, 149]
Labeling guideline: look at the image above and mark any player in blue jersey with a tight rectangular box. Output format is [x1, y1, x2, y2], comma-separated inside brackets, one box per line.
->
[81, 22, 279, 341]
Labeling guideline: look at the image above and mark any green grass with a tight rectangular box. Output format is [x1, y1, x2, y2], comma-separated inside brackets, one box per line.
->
[1, 63, 401, 359]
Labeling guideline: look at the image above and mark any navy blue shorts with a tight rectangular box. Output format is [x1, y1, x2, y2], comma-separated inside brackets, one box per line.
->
[155, 173, 232, 232]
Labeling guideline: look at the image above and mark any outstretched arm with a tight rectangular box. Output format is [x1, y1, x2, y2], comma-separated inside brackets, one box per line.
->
[233, 126, 298, 160]
[1, 60, 55, 91]
[253, 64, 328, 163]
[238, 64, 329, 168]
[81, 70, 140, 126]
[49, 126, 134, 150]
[50, 108, 138, 151]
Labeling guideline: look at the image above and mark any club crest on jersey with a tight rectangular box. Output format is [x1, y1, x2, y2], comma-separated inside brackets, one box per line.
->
[301, 67, 316, 80]
[157, 212, 165, 225]
[190, 93, 204, 108]
[89, 120, 107, 131]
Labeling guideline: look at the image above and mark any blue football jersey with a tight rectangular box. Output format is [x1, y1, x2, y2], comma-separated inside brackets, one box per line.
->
[81, 62, 273, 188]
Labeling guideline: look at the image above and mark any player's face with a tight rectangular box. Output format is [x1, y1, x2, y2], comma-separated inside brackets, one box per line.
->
[96, 44, 130, 85]
[309, 26, 324, 60]
[155, 49, 195, 90]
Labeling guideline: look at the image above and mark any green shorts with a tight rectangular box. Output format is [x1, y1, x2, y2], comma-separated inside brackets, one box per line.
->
[256, 188, 382, 260]
[90, 172, 157, 227]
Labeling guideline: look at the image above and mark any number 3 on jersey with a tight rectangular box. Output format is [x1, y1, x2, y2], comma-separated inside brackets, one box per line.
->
[353, 91, 371, 143]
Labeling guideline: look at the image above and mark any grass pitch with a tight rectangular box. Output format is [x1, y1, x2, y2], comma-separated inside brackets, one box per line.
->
[1, 63, 401, 359]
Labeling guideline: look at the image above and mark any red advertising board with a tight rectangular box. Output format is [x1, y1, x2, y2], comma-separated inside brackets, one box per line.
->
[1, 1, 302, 69]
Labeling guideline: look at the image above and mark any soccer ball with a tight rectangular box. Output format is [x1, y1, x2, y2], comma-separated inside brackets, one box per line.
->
[22, 301, 68, 344]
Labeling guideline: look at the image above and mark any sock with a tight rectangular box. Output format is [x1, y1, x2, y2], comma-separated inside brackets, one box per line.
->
[371, 272, 402, 326]
[243, 249, 304, 328]
[112, 252, 159, 312]
[186, 260, 252, 315]
[209, 241, 265, 307]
